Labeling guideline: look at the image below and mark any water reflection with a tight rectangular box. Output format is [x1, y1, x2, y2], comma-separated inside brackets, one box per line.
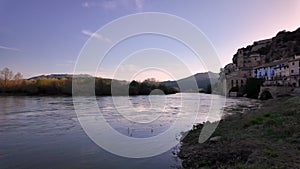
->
[0, 94, 256, 169]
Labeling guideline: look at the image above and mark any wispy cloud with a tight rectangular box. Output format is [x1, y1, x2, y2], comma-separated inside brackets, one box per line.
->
[135, 0, 144, 12]
[81, 1, 117, 9]
[0, 45, 20, 52]
[81, 30, 112, 43]
[102, 1, 118, 10]
[81, 0, 145, 12]
[82, 2, 89, 7]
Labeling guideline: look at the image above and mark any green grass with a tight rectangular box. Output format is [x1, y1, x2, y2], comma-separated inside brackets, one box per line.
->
[178, 96, 300, 169]
[263, 149, 279, 158]
[233, 163, 285, 169]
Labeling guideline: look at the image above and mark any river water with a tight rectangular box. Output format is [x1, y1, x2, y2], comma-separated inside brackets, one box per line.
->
[0, 93, 257, 169]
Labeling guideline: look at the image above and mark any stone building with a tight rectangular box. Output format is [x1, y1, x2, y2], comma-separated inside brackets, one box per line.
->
[252, 56, 300, 87]
[224, 39, 300, 96]
[224, 39, 272, 96]
[253, 59, 289, 86]
[288, 55, 300, 87]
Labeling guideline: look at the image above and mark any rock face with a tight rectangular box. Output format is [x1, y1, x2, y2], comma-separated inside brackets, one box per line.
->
[232, 28, 300, 67]
[265, 28, 300, 62]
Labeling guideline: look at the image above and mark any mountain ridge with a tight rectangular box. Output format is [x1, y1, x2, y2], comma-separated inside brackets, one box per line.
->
[162, 71, 219, 92]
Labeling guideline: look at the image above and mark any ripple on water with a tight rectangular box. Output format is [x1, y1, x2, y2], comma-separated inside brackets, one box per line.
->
[0, 94, 246, 168]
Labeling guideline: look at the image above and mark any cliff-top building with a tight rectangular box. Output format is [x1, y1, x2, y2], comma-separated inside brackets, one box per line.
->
[225, 39, 272, 95]
[224, 28, 300, 97]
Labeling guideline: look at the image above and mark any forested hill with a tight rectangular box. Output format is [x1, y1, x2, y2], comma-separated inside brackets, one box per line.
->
[163, 71, 219, 93]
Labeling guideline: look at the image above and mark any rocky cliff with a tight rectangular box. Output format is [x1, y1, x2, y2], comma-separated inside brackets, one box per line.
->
[233, 27, 300, 65]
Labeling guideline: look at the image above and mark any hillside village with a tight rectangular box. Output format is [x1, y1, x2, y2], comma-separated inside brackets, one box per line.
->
[224, 28, 300, 98]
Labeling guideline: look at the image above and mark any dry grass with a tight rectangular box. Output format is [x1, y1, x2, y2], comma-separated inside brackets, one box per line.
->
[178, 96, 300, 169]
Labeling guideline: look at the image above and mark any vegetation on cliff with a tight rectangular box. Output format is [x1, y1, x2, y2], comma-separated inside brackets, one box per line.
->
[233, 28, 300, 64]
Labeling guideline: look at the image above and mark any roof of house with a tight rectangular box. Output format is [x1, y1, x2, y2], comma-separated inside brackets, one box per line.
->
[253, 58, 290, 69]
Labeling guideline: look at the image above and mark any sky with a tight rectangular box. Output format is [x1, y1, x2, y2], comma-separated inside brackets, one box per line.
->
[0, 0, 300, 81]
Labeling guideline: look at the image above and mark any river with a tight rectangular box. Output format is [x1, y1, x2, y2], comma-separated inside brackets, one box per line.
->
[0, 93, 257, 169]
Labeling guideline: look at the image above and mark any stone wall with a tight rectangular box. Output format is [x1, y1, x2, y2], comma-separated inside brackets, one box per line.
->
[259, 86, 294, 99]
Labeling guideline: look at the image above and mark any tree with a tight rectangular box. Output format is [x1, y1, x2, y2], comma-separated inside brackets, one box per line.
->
[13, 72, 23, 87]
[129, 80, 140, 95]
[0, 67, 13, 92]
[14, 72, 23, 80]
[205, 84, 212, 94]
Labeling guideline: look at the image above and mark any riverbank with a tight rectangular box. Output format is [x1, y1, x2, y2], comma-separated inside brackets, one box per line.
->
[178, 96, 300, 169]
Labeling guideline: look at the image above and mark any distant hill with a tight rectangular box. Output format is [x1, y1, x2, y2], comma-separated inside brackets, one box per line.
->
[28, 74, 91, 80]
[162, 72, 219, 92]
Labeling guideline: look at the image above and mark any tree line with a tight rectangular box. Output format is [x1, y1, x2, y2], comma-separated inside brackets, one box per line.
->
[0, 67, 178, 96]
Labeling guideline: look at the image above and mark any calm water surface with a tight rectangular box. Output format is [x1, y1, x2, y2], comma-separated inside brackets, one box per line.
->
[0, 93, 257, 169]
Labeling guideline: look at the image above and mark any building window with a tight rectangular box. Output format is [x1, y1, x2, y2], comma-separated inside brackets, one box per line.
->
[292, 62, 295, 65]
[291, 69, 294, 73]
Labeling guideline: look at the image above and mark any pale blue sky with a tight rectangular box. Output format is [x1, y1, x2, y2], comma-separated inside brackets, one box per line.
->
[0, 0, 300, 80]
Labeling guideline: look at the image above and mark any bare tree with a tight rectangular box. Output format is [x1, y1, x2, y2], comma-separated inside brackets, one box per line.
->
[0, 67, 13, 91]
[13, 72, 23, 87]
[14, 72, 23, 80]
